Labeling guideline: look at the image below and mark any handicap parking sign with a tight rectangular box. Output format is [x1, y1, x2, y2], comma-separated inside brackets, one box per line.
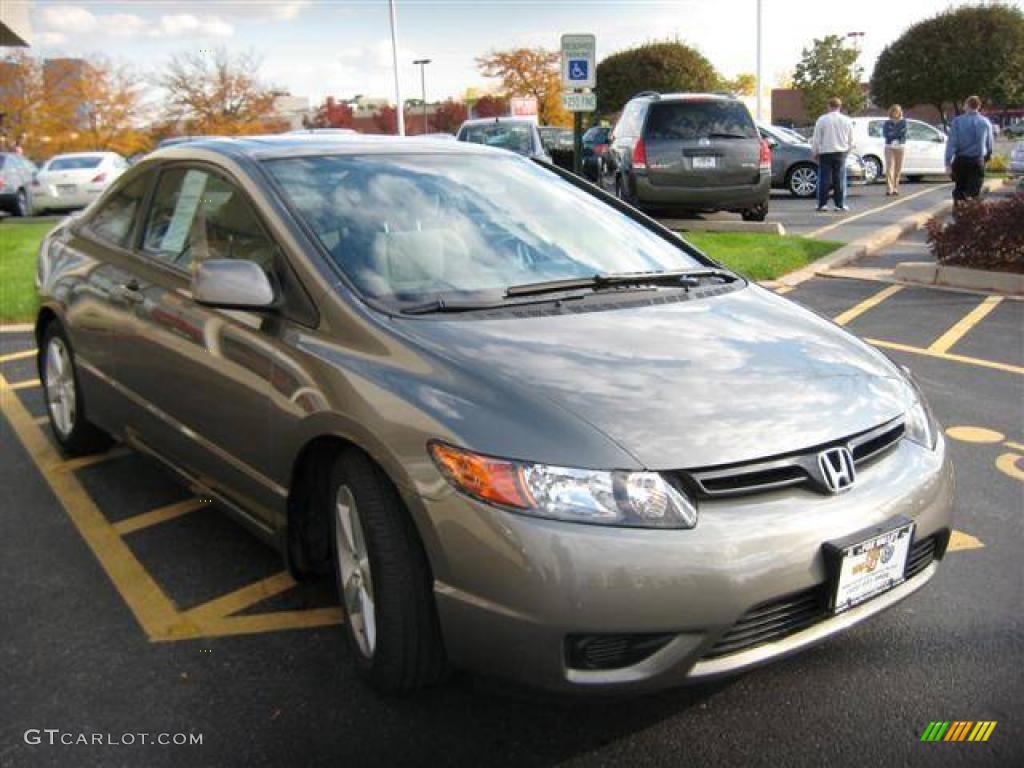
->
[561, 34, 596, 88]
[568, 59, 588, 81]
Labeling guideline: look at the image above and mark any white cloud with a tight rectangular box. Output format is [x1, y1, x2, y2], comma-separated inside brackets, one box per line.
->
[106, 14, 148, 38]
[37, 31, 68, 46]
[39, 4, 97, 32]
[272, 1, 312, 21]
[158, 14, 234, 38]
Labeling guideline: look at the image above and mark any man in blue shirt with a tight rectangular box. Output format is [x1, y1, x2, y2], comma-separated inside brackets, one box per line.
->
[945, 95, 995, 203]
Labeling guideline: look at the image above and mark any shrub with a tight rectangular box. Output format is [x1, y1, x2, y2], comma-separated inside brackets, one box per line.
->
[926, 192, 1024, 273]
[988, 154, 1009, 173]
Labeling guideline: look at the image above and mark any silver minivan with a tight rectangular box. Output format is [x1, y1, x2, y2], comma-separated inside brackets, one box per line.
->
[36, 134, 953, 694]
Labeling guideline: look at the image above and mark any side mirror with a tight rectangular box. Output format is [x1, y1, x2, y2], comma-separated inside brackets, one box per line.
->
[192, 259, 275, 309]
[766, 137, 779, 149]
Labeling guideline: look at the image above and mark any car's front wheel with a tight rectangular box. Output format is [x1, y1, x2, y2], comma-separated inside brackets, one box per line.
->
[327, 448, 446, 693]
[13, 189, 29, 217]
[786, 163, 818, 198]
[40, 322, 114, 456]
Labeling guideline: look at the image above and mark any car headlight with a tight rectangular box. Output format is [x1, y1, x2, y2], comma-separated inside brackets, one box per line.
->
[429, 442, 698, 529]
[901, 366, 938, 450]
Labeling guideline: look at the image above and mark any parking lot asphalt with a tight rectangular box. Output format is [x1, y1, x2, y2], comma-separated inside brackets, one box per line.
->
[1, 278, 1022, 768]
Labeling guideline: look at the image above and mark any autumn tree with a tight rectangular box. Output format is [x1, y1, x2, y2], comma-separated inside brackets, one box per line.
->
[719, 73, 756, 96]
[373, 105, 398, 134]
[431, 98, 468, 133]
[871, 4, 1024, 128]
[476, 48, 569, 126]
[595, 42, 719, 114]
[792, 35, 865, 119]
[158, 49, 284, 135]
[0, 52, 146, 157]
[473, 94, 508, 118]
[308, 96, 354, 129]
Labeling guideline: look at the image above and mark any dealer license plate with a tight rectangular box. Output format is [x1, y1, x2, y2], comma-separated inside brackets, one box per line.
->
[57, 184, 77, 195]
[692, 156, 716, 169]
[831, 522, 914, 614]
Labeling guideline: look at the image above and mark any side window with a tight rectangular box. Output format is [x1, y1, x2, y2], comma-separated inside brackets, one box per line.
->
[142, 167, 277, 272]
[615, 102, 643, 139]
[907, 121, 936, 142]
[868, 121, 885, 138]
[89, 174, 149, 248]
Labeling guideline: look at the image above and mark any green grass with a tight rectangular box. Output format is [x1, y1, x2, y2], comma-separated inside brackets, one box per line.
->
[682, 232, 844, 281]
[0, 220, 55, 324]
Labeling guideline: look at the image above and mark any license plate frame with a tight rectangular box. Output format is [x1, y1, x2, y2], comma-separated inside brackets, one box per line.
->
[57, 184, 77, 195]
[824, 516, 915, 614]
[691, 156, 716, 170]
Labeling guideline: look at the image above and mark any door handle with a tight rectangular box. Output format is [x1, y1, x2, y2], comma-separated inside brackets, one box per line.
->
[112, 281, 144, 304]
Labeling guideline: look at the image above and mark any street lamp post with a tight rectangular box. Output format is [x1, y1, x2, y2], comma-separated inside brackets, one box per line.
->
[756, 0, 763, 121]
[413, 58, 431, 134]
[387, 0, 405, 135]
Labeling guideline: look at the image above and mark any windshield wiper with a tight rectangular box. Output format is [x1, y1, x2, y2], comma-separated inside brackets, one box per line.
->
[400, 290, 588, 315]
[506, 268, 737, 298]
[705, 132, 751, 140]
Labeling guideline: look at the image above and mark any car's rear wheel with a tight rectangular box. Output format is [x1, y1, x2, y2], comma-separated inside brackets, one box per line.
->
[741, 202, 769, 221]
[863, 155, 883, 184]
[40, 322, 114, 456]
[327, 448, 446, 693]
[786, 164, 818, 198]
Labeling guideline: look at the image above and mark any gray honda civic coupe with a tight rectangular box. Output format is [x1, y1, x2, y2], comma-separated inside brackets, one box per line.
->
[35, 134, 953, 694]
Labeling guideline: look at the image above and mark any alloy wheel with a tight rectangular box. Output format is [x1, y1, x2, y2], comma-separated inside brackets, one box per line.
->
[44, 336, 76, 437]
[864, 157, 882, 184]
[334, 485, 377, 658]
[789, 166, 818, 197]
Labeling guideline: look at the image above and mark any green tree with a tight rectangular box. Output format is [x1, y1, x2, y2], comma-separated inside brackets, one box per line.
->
[792, 35, 864, 119]
[871, 4, 1024, 128]
[719, 73, 757, 96]
[595, 41, 719, 115]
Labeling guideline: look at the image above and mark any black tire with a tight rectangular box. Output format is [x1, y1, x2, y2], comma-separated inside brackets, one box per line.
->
[327, 447, 446, 693]
[614, 174, 637, 206]
[13, 189, 29, 217]
[786, 163, 818, 198]
[40, 321, 114, 456]
[741, 203, 769, 222]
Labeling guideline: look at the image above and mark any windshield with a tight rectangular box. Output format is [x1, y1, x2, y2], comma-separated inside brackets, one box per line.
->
[459, 123, 534, 155]
[47, 156, 104, 171]
[646, 101, 757, 141]
[266, 153, 705, 306]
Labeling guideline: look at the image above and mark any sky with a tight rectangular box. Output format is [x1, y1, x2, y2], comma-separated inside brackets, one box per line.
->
[13, 0, 1010, 107]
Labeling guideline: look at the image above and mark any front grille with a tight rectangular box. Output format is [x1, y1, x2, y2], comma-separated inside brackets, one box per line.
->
[704, 534, 942, 660]
[683, 418, 905, 498]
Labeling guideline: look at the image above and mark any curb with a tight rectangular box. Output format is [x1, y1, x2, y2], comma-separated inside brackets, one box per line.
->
[777, 178, 1008, 289]
[895, 262, 1024, 296]
[663, 219, 786, 236]
[0, 324, 34, 333]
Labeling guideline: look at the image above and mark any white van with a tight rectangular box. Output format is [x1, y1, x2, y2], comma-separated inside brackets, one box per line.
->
[850, 117, 948, 183]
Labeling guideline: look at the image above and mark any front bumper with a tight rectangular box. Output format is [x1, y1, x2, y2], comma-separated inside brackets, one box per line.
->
[422, 436, 954, 692]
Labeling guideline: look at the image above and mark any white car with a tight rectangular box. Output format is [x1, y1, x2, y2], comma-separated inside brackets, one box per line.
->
[850, 117, 948, 184]
[1010, 141, 1024, 178]
[32, 152, 127, 212]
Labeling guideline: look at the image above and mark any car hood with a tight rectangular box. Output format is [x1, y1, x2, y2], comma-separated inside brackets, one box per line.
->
[392, 285, 911, 470]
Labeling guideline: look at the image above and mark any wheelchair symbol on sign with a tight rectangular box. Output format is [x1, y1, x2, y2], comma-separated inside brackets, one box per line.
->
[569, 60, 588, 81]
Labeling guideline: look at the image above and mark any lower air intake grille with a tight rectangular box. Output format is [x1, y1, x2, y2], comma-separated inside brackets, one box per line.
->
[705, 534, 944, 660]
[565, 633, 674, 670]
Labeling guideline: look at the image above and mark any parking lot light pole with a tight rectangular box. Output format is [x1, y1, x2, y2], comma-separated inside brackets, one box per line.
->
[413, 58, 431, 134]
[756, 0, 762, 121]
[388, 0, 405, 136]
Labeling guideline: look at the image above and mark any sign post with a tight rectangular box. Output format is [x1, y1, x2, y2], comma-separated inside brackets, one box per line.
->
[560, 33, 596, 176]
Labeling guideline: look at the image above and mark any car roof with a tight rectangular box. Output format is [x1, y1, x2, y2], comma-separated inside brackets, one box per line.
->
[48, 151, 118, 158]
[459, 117, 536, 127]
[632, 92, 739, 103]
[147, 132, 513, 162]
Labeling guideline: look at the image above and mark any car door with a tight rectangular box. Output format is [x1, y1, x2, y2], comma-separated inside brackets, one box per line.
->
[116, 164, 293, 528]
[904, 121, 946, 173]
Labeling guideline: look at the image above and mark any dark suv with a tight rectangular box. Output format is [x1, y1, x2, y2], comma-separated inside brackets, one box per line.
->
[606, 92, 771, 220]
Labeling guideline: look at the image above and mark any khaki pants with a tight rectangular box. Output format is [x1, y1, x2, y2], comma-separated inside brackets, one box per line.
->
[885, 144, 906, 193]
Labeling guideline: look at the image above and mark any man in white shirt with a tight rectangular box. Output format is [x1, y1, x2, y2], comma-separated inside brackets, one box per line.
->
[811, 97, 855, 212]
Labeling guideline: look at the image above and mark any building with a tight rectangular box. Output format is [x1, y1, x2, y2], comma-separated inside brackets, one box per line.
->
[270, 94, 311, 131]
[771, 87, 943, 127]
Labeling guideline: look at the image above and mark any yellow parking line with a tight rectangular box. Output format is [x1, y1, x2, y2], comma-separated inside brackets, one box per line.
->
[927, 296, 1003, 354]
[113, 497, 207, 536]
[948, 530, 985, 552]
[34, 415, 49, 426]
[0, 371, 182, 639]
[866, 338, 1024, 377]
[9, 378, 41, 391]
[1005, 441, 1024, 452]
[184, 571, 298, 625]
[805, 184, 950, 239]
[51, 445, 132, 473]
[0, 348, 36, 364]
[833, 285, 903, 326]
[187, 608, 343, 641]
[775, 285, 795, 295]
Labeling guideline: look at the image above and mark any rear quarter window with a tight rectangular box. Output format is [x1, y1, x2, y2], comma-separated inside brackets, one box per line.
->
[868, 121, 885, 138]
